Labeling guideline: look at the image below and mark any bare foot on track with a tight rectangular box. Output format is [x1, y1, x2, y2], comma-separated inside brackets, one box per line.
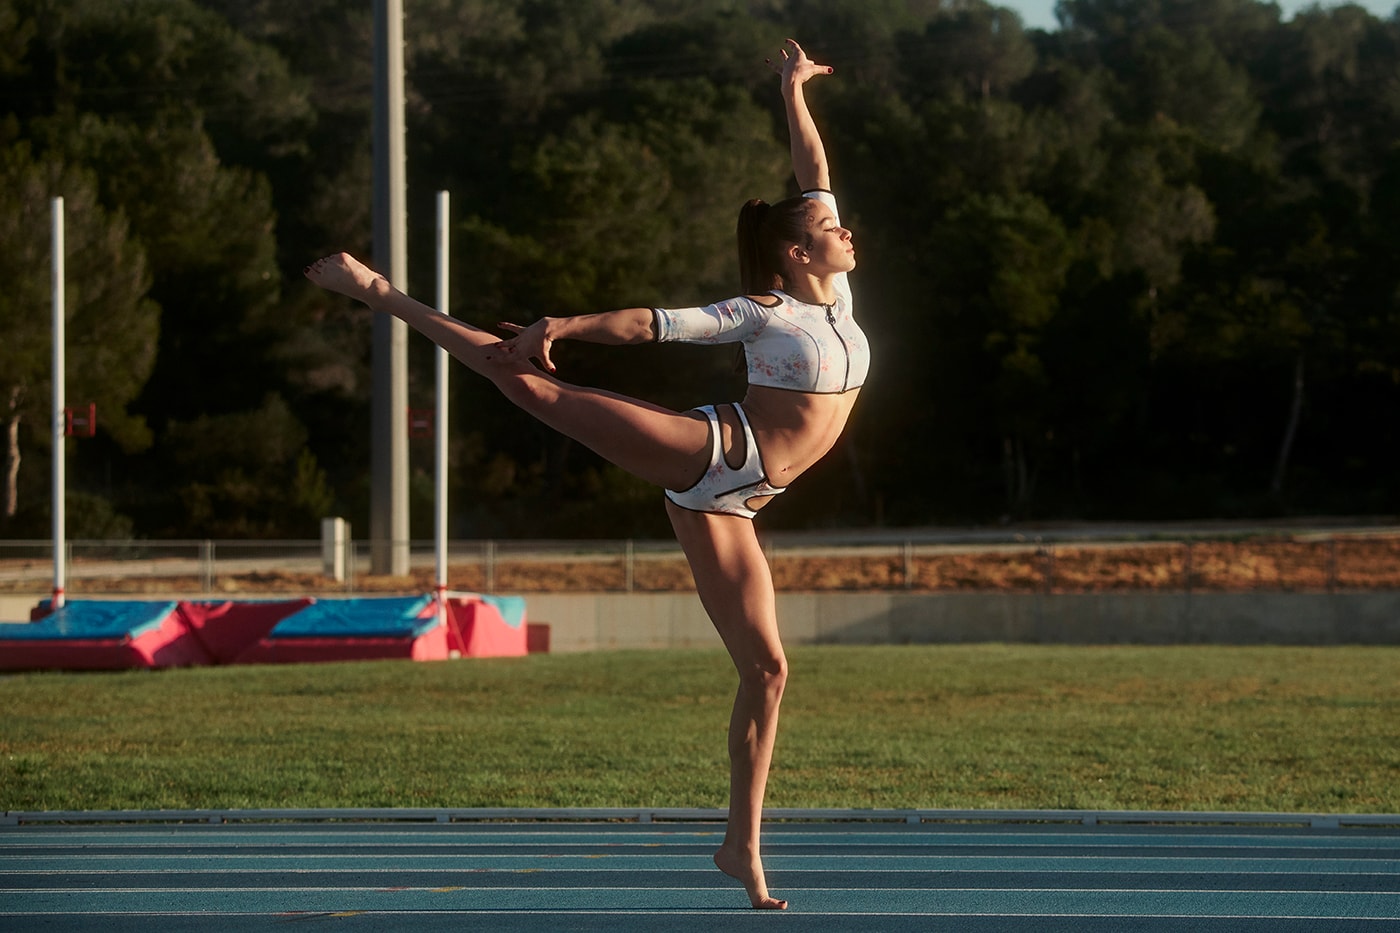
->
[714, 844, 787, 910]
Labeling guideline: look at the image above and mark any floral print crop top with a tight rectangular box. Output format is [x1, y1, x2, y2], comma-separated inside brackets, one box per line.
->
[652, 191, 869, 394]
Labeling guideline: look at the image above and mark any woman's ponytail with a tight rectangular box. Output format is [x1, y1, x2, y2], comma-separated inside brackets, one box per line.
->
[736, 195, 817, 295]
[737, 199, 773, 295]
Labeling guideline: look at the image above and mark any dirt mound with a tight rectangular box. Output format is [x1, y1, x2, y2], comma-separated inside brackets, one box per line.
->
[45, 533, 1400, 596]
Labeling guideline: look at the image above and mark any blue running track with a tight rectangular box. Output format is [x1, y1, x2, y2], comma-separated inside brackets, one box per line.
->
[3, 808, 1398, 931]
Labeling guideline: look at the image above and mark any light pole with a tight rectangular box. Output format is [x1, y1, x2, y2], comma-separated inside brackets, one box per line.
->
[371, 0, 409, 575]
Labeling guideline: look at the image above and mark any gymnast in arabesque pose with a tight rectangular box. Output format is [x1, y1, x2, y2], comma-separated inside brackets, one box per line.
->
[305, 39, 867, 910]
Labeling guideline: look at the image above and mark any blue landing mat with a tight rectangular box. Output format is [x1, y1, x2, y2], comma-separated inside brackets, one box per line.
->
[269, 596, 435, 639]
[2, 601, 178, 640]
[2, 818, 1398, 932]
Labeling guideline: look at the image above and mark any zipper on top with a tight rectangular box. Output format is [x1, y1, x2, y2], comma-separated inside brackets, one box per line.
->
[824, 303, 851, 392]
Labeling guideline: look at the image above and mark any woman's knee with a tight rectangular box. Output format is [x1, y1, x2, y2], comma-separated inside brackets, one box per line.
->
[739, 653, 788, 700]
[493, 368, 559, 413]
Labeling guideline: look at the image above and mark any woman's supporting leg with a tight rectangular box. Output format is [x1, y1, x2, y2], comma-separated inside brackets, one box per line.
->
[305, 253, 712, 490]
[665, 500, 789, 910]
[312, 252, 788, 905]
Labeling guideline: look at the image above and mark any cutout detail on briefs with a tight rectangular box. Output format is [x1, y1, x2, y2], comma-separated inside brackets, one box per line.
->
[664, 403, 785, 519]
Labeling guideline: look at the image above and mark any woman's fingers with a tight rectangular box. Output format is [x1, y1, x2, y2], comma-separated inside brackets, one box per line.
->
[491, 324, 556, 372]
[770, 40, 831, 80]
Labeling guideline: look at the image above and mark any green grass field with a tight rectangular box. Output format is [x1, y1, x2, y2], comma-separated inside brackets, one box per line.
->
[2, 645, 1397, 814]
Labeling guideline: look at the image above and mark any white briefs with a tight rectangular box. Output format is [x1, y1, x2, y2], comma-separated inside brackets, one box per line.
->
[664, 403, 785, 520]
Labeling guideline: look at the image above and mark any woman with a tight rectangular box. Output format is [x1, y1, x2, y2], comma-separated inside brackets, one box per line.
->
[306, 39, 866, 910]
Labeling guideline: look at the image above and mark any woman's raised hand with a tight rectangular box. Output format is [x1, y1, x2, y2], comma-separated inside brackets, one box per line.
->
[494, 319, 557, 373]
[768, 38, 832, 85]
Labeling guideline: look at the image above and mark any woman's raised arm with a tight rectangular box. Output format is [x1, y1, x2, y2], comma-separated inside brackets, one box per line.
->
[773, 39, 834, 192]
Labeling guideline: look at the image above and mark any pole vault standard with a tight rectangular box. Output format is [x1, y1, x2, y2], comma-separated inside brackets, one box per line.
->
[434, 190, 450, 624]
[50, 197, 65, 610]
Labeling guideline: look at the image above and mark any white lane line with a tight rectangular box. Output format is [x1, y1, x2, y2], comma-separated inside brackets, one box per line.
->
[2, 862, 1400, 874]
[1, 910, 1399, 921]
[4, 886, 1399, 897]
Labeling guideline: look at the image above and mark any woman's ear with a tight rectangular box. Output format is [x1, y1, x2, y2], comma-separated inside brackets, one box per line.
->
[787, 244, 810, 266]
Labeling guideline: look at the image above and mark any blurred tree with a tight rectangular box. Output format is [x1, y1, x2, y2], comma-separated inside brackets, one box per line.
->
[1057, 0, 1269, 151]
[905, 1, 1037, 101]
[433, 73, 790, 533]
[936, 191, 1075, 514]
[166, 395, 333, 537]
[0, 143, 158, 528]
[3, 0, 1396, 535]
[0, 0, 348, 536]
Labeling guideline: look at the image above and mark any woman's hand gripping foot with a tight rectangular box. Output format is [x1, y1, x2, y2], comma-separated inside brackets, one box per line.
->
[714, 844, 787, 910]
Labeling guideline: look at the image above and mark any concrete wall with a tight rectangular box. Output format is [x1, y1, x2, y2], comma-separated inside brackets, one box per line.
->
[0, 596, 39, 624]
[525, 591, 1400, 652]
[6, 591, 1399, 650]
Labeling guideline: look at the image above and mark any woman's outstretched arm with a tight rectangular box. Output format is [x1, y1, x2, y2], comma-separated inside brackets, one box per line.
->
[304, 252, 652, 375]
[494, 308, 655, 374]
[775, 39, 834, 192]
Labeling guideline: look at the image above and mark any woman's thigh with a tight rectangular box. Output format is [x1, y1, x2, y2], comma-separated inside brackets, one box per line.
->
[665, 501, 784, 670]
[496, 369, 715, 491]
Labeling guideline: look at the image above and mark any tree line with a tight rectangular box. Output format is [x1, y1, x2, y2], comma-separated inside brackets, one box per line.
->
[1, 0, 1397, 541]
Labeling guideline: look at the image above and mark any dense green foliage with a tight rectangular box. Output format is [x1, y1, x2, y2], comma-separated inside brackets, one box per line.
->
[3, 646, 1398, 812]
[2, 0, 1397, 539]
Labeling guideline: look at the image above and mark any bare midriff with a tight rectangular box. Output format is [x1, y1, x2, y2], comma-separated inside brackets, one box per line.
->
[738, 384, 862, 492]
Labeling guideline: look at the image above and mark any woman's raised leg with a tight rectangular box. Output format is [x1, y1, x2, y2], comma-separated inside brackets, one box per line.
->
[305, 252, 711, 490]
[665, 500, 789, 910]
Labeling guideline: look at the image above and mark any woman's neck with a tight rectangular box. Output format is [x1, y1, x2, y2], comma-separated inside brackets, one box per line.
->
[782, 272, 838, 307]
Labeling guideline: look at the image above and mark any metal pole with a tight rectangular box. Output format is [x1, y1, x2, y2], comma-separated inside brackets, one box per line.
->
[434, 190, 450, 622]
[485, 540, 495, 594]
[201, 540, 214, 594]
[51, 197, 65, 611]
[371, 0, 409, 575]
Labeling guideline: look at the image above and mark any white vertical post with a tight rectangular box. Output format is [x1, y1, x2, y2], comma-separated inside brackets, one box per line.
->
[434, 190, 450, 625]
[51, 197, 65, 611]
[321, 517, 348, 583]
[371, 0, 409, 576]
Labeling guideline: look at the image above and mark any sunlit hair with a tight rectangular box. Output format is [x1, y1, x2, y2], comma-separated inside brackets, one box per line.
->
[737, 196, 817, 294]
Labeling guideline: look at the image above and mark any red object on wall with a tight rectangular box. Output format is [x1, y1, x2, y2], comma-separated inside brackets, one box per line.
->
[64, 403, 97, 438]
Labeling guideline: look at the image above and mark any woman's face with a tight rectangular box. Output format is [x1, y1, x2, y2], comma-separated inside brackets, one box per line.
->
[793, 202, 855, 275]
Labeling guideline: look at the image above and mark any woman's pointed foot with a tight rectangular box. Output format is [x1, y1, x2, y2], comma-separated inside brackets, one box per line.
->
[714, 844, 787, 910]
[304, 252, 388, 301]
